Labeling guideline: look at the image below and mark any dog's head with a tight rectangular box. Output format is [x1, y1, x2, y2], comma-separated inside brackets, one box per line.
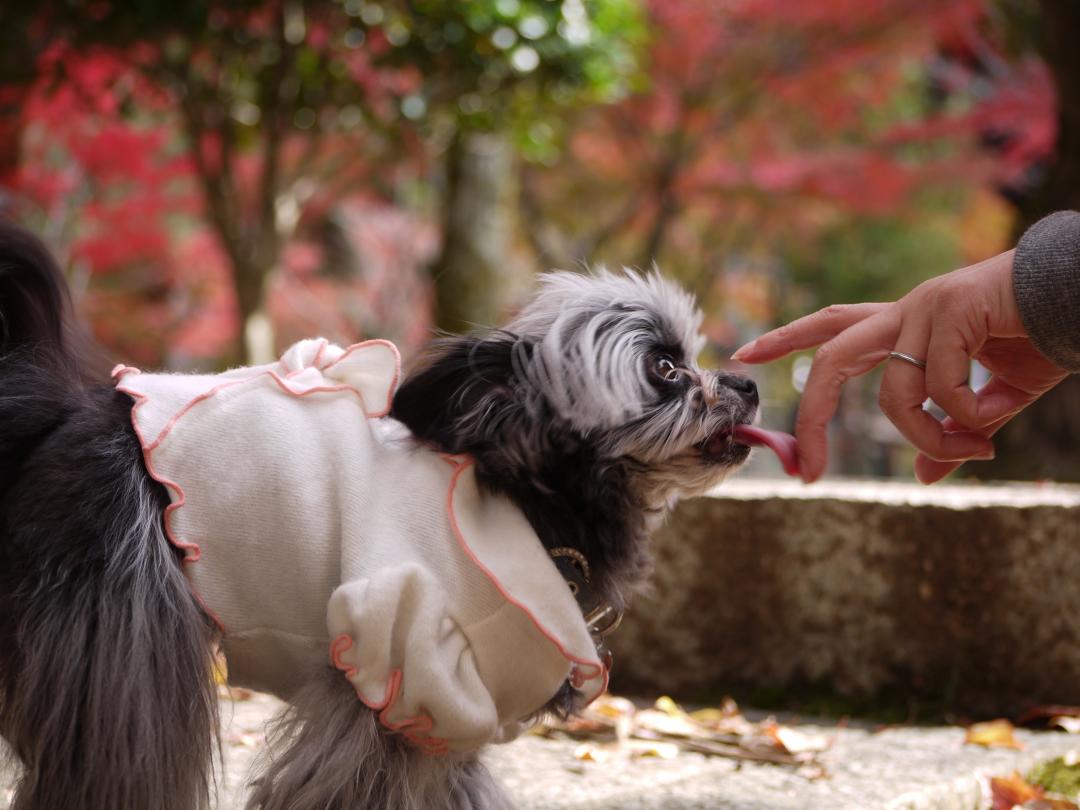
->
[391, 270, 758, 602]
[394, 270, 757, 496]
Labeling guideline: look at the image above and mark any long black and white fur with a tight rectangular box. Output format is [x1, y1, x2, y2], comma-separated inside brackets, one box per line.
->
[0, 221, 758, 809]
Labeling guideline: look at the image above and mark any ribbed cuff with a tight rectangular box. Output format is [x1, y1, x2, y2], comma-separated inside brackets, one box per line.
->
[1013, 211, 1080, 373]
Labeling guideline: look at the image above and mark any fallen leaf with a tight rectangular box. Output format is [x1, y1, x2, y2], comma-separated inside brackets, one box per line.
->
[625, 740, 680, 760]
[537, 691, 829, 775]
[213, 650, 228, 685]
[967, 719, 1024, 750]
[1053, 717, 1080, 734]
[574, 743, 614, 763]
[636, 708, 700, 738]
[689, 696, 740, 725]
[690, 698, 756, 736]
[590, 695, 636, 721]
[770, 725, 830, 755]
[990, 771, 1042, 810]
[654, 696, 687, 717]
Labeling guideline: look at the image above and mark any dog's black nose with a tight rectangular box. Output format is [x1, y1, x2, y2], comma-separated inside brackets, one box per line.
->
[734, 377, 759, 406]
[717, 373, 759, 406]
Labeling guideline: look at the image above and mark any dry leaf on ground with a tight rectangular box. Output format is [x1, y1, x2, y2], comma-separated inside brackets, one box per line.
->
[538, 694, 830, 774]
[574, 743, 615, 764]
[1054, 717, 1080, 734]
[990, 772, 1043, 809]
[966, 719, 1024, 750]
[766, 723, 831, 755]
[988, 770, 1079, 810]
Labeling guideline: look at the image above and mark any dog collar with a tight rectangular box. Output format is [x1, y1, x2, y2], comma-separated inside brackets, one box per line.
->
[548, 547, 623, 671]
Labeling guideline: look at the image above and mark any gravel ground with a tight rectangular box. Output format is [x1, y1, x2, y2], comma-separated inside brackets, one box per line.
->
[488, 719, 1080, 810]
[4, 692, 1079, 810]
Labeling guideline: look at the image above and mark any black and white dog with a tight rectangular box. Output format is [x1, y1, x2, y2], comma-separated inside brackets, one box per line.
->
[0, 222, 762, 810]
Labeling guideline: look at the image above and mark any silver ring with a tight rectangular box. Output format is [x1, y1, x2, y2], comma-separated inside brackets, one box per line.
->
[888, 351, 927, 370]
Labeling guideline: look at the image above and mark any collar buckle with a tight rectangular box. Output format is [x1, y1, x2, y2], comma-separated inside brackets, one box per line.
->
[549, 546, 624, 669]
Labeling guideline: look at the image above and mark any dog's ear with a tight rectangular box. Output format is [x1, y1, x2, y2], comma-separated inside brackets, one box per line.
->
[391, 334, 521, 453]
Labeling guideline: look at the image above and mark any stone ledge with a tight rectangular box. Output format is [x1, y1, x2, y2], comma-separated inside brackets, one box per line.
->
[610, 478, 1080, 716]
[717, 478, 1080, 508]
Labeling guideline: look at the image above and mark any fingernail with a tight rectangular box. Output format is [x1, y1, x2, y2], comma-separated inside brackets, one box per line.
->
[731, 340, 756, 361]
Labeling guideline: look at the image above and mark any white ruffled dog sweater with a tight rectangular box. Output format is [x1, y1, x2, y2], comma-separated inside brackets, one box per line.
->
[112, 338, 605, 754]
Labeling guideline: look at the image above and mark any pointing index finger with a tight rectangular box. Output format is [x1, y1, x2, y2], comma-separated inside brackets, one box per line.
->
[733, 303, 888, 363]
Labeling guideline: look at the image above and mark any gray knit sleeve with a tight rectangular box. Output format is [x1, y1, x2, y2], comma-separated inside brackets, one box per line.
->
[1013, 211, 1080, 372]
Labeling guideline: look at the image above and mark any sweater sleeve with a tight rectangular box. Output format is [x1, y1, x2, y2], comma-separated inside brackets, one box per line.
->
[1012, 211, 1080, 372]
[326, 565, 499, 755]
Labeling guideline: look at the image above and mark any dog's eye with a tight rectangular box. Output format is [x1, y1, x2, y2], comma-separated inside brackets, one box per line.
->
[653, 355, 681, 383]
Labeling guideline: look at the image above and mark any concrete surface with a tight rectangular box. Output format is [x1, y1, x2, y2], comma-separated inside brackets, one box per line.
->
[490, 724, 1076, 810]
[610, 479, 1080, 716]
[4, 692, 1079, 809]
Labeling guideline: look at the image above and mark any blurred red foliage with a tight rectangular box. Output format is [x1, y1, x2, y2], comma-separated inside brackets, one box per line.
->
[1, 0, 1055, 368]
[5, 27, 432, 367]
[522, 0, 1053, 343]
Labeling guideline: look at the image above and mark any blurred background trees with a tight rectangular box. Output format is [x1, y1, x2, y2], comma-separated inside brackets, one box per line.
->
[0, 0, 1074, 481]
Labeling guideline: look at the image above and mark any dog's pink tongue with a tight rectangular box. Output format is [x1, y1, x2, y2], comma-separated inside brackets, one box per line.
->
[732, 424, 800, 477]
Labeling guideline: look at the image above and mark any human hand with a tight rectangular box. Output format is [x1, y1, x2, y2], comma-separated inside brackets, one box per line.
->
[731, 250, 1070, 484]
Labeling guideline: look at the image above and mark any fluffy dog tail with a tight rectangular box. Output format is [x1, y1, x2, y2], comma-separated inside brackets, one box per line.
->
[0, 221, 221, 808]
[0, 222, 70, 358]
[0, 221, 104, 495]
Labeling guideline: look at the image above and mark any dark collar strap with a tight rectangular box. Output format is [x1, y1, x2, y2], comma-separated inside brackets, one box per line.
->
[548, 548, 624, 639]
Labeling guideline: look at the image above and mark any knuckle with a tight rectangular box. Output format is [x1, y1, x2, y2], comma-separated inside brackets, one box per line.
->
[935, 286, 957, 308]
[772, 322, 794, 345]
[909, 278, 938, 300]
[933, 282, 967, 313]
[923, 376, 948, 403]
[813, 342, 836, 367]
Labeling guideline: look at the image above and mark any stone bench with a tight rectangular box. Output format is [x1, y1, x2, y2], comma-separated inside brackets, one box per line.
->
[610, 479, 1080, 716]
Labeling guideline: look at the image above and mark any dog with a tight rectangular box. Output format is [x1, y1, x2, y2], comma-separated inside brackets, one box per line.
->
[0, 221, 761, 810]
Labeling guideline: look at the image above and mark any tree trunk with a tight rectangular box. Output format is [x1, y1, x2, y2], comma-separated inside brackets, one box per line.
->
[967, 0, 1080, 482]
[0, 88, 24, 193]
[231, 232, 280, 366]
[432, 130, 519, 334]
[1014, 0, 1080, 232]
[640, 158, 681, 269]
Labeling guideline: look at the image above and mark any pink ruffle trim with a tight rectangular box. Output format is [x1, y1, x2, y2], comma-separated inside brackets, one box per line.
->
[111, 338, 402, 631]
